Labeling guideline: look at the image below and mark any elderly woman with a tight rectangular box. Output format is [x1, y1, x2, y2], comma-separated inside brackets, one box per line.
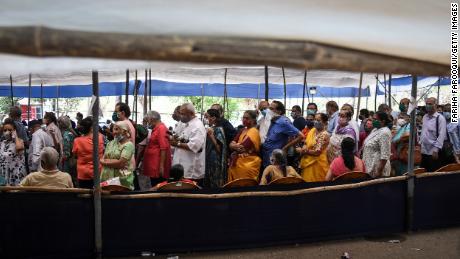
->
[0, 118, 26, 186]
[228, 110, 261, 181]
[260, 149, 301, 185]
[44, 112, 63, 157]
[100, 120, 136, 190]
[204, 108, 227, 188]
[362, 111, 392, 178]
[326, 137, 366, 181]
[297, 113, 330, 182]
[72, 117, 104, 188]
[327, 110, 357, 163]
[58, 116, 76, 173]
[20, 147, 73, 188]
[142, 111, 172, 186]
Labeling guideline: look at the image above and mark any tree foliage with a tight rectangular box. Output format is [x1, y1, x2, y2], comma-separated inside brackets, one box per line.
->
[181, 96, 240, 121]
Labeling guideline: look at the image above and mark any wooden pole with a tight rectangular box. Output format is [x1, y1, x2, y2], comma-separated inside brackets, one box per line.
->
[356, 72, 363, 121]
[28, 73, 31, 122]
[149, 68, 152, 111]
[0, 26, 449, 76]
[374, 75, 378, 112]
[9, 75, 13, 106]
[40, 83, 43, 118]
[282, 66, 287, 105]
[91, 70, 103, 259]
[143, 69, 147, 116]
[406, 75, 418, 232]
[302, 70, 307, 116]
[125, 69, 129, 104]
[388, 74, 392, 109]
[264, 65, 269, 101]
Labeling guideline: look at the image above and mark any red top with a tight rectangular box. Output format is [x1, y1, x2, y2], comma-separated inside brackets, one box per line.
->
[143, 123, 172, 178]
[72, 134, 105, 180]
[329, 156, 366, 178]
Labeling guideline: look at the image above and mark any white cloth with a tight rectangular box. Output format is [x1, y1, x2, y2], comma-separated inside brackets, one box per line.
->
[28, 129, 54, 171]
[172, 117, 206, 180]
[258, 112, 273, 144]
[45, 122, 63, 154]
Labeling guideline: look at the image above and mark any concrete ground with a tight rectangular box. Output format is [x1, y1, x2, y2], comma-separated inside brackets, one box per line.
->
[160, 227, 460, 259]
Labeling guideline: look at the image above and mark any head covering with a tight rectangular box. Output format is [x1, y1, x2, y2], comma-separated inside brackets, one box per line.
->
[115, 120, 132, 138]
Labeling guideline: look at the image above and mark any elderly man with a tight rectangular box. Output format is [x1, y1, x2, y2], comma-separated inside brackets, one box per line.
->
[28, 120, 54, 172]
[20, 147, 73, 188]
[257, 100, 271, 144]
[326, 101, 339, 134]
[261, 101, 304, 168]
[420, 97, 447, 172]
[170, 103, 206, 185]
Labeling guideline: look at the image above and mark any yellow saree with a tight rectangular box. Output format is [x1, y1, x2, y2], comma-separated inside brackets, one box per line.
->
[299, 128, 330, 182]
[228, 127, 261, 181]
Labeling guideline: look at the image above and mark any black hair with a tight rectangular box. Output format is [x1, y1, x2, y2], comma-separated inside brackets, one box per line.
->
[375, 111, 392, 125]
[272, 101, 286, 115]
[116, 102, 131, 118]
[206, 109, 221, 125]
[317, 113, 329, 123]
[341, 110, 352, 120]
[211, 103, 224, 115]
[326, 101, 339, 111]
[169, 164, 184, 182]
[3, 118, 17, 130]
[341, 137, 356, 171]
[44, 112, 57, 124]
[292, 105, 302, 113]
[359, 109, 370, 118]
[244, 110, 258, 122]
[76, 112, 83, 118]
[307, 103, 318, 110]
[79, 117, 93, 135]
[9, 106, 21, 118]
[28, 120, 41, 129]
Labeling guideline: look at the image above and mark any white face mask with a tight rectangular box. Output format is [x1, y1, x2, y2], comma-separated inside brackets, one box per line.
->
[266, 109, 275, 118]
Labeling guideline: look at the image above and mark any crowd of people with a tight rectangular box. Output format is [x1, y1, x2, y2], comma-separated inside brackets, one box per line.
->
[0, 96, 456, 190]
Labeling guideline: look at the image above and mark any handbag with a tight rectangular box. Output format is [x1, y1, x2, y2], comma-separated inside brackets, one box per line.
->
[400, 144, 422, 165]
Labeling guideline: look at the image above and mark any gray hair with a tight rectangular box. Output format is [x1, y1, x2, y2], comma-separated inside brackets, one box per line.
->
[145, 110, 161, 121]
[40, 147, 59, 169]
[426, 97, 437, 104]
[58, 116, 71, 129]
[270, 149, 286, 165]
[181, 103, 196, 114]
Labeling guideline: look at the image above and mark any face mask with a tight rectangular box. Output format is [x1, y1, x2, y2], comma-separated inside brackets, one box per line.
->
[112, 112, 119, 122]
[364, 126, 372, 133]
[290, 112, 297, 119]
[307, 109, 316, 115]
[397, 119, 407, 127]
[266, 109, 274, 118]
[444, 112, 451, 121]
[260, 109, 267, 117]
[115, 135, 125, 142]
[305, 119, 314, 128]
[425, 104, 434, 112]
[372, 120, 382, 129]
[313, 121, 324, 131]
[359, 115, 364, 121]
[3, 131, 11, 140]
[399, 103, 408, 112]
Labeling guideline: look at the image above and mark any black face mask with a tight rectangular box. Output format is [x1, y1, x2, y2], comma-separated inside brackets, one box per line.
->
[305, 119, 314, 128]
[359, 115, 364, 121]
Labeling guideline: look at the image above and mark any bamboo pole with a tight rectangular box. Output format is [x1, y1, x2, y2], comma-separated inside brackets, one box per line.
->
[9, 75, 13, 106]
[125, 69, 129, 104]
[282, 66, 287, 105]
[264, 65, 269, 101]
[143, 69, 147, 116]
[223, 68, 228, 119]
[437, 76, 441, 102]
[149, 68, 152, 111]
[302, 70, 307, 116]
[40, 83, 43, 118]
[134, 70, 138, 122]
[200, 83, 204, 120]
[374, 75, 378, 112]
[0, 26, 449, 76]
[56, 85, 59, 117]
[388, 74, 392, 109]
[383, 74, 387, 106]
[406, 75, 418, 232]
[91, 70, 103, 259]
[28, 73, 31, 122]
[356, 72, 363, 121]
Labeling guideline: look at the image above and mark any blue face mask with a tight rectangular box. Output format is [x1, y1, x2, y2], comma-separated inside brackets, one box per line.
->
[307, 109, 316, 115]
[444, 112, 451, 121]
[260, 109, 267, 117]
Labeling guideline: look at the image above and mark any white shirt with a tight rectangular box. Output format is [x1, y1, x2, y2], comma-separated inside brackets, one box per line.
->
[172, 117, 206, 179]
[258, 112, 273, 144]
[28, 129, 54, 171]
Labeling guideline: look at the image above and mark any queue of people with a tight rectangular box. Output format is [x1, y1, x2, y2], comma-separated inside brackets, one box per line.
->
[0, 96, 456, 190]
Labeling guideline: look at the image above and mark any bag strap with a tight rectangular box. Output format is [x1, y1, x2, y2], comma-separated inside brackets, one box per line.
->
[436, 114, 439, 138]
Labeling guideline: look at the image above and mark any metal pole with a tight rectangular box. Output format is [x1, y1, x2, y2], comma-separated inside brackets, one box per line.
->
[125, 69, 129, 104]
[149, 68, 152, 111]
[40, 83, 44, 118]
[264, 65, 269, 101]
[374, 74, 379, 111]
[9, 75, 14, 106]
[388, 74, 392, 109]
[92, 70, 102, 258]
[134, 70, 138, 122]
[383, 74, 387, 105]
[200, 83, 204, 120]
[282, 66, 287, 105]
[436, 76, 441, 102]
[56, 85, 59, 117]
[301, 70, 307, 116]
[356, 72, 363, 121]
[406, 75, 417, 232]
[143, 69, 148, 116]
[366, 86, 369, 109]
[28, 73, 31, 122]
[223, 68, 228, 119]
